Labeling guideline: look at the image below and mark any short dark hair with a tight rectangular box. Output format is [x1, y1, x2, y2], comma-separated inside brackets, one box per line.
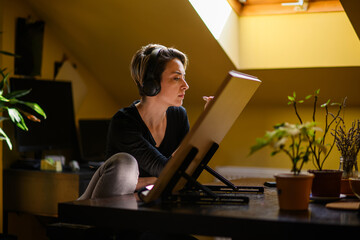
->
[130, 43, 188, 96]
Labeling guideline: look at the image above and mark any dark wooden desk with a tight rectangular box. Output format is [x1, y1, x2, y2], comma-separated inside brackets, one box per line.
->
[57, 178, 360, 239]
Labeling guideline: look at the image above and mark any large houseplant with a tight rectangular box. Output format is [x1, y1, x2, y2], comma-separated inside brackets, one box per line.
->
[250, 121, 325, 210]
[287, 89, 346, 197]
[0, 49, 46, 150]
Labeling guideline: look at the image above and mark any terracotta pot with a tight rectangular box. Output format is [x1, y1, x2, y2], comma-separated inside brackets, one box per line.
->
[275, 173, 314, 211]
[349, 178, 360, 199]
[308, 170, 343, 197]
[340, 179, 354, 196]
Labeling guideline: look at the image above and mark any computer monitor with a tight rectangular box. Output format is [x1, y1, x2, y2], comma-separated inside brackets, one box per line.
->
[10, 78, 79, 160]
[140, 70, 261, 203]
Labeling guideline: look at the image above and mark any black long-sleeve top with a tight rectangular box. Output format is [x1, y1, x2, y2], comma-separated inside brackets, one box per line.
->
[105, 101, 190, 177]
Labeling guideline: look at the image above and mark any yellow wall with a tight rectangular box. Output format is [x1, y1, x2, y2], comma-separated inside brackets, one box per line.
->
[218, 10, 240, 68]
[217, 10, 360, 70]
[216, 10, 360, 70]
[237, 12, 360, 69]
[194, 10, 360, 183]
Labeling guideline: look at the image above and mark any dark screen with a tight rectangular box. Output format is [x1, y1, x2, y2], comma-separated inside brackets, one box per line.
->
[10, 78, 78, 157]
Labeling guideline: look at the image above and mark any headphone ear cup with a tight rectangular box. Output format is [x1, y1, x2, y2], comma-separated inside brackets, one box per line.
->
[142, 78, 160, 96]
[142, 48, 161, 96]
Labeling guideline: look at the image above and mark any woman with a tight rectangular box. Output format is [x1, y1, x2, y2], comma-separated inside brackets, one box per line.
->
[79, 44, 212, 200]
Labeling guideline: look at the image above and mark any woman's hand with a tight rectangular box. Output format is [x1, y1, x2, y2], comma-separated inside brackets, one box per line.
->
[203, 96, 214, 109]
[136, 177, 157, 191]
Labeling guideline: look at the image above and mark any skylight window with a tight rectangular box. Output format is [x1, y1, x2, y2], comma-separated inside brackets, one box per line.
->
[188, 0, 232, 39]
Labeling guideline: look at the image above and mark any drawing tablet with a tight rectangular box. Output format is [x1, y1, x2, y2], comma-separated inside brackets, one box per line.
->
[140, 70, 261, 203]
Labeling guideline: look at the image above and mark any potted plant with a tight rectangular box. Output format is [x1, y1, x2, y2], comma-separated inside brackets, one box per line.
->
[288, 90, 345, 198]
[333, 119, 360, 195]
[0, 49, 46, 150]
[250, 122, 325, 210]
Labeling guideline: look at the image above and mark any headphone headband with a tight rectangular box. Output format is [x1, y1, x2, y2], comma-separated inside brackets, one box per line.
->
[146, 48, 161, 76]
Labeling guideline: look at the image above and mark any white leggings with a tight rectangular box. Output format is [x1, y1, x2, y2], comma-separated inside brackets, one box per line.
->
[78, 152, 139, 200]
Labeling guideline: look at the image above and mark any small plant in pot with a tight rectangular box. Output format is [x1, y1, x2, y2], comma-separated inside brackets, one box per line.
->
[288, 89, 346, 198]
[333, 119, 360, 195]
[250, 122, 325, 210]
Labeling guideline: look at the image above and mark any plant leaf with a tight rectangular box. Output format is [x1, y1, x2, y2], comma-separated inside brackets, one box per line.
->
[305, 94, 312, 100]
[7, 108, 28, 131]
[23, 102, 47, 119]
[270, 150, 279, 156]
[0, 50, 19, 57]
[0, 127, 12, 150]
[5, 89, 32, 99]
[0, 95, 9, 102]
[288, 96, 295, 102]
[321, 99, 330, 108]
[0, 72, 10, 90]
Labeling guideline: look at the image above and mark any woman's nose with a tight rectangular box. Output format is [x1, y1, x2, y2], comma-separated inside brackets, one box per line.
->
[182, 79, 189, 90]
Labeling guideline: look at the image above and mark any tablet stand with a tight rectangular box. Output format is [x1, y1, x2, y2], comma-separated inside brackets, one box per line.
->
[161, 142, 264, 205]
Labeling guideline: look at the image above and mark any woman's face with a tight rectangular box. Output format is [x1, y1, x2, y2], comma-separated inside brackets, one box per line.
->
[157, 58, 189, 107]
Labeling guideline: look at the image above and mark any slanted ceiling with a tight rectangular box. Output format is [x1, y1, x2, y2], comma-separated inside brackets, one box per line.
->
[20, 0, 360, 107]
[21, 0, 235, 106]
[340, 0, 360, 39]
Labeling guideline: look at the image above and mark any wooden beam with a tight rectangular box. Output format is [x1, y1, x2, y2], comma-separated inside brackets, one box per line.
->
[227, 0, 243, 16]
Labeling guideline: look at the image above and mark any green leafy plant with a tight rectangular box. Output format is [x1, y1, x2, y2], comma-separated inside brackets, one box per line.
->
[0, 49, 46, 150]
[250, 122, 325, 175]
[287, 89, 346, 170]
